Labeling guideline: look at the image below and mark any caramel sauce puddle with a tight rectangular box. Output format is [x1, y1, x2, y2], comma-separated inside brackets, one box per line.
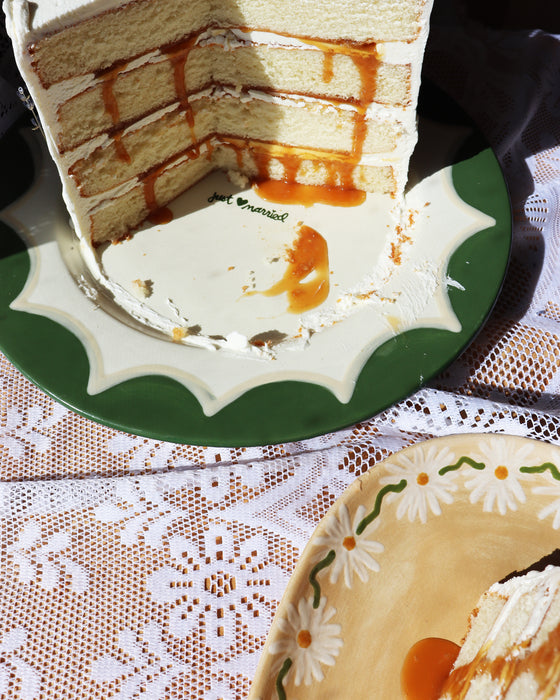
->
[247, 223, 329, 314]
[402, 638, 460, 700]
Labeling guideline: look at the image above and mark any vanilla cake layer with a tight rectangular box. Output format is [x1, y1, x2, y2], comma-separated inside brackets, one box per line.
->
[69, 91, 405, 197]
[86, 140, 395, 244]
[20, 0, 429, 87]
[64, 84, 407, 243]
[55, 33, 411, 153]
[440, 567, 560, 700]
[4, 0, 433, 247]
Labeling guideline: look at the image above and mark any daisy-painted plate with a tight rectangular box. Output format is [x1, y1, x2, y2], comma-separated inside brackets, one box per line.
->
[249, 434, 560, 699]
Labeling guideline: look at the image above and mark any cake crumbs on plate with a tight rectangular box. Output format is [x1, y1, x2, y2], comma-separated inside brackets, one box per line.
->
[132, 278, 154, 298]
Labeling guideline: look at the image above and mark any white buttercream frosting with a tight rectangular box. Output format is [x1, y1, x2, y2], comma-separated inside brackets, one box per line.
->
[4, 0, 136, 38]
[486, 566, 560, 652]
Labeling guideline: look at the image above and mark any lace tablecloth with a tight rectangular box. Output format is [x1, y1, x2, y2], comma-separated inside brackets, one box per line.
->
[1, 4, 560, 699]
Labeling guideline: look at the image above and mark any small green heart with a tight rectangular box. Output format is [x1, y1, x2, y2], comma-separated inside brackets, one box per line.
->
[237, 197, 249, 207]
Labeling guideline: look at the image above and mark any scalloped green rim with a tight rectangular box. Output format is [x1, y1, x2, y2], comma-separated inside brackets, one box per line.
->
[0, 85, 511, 446]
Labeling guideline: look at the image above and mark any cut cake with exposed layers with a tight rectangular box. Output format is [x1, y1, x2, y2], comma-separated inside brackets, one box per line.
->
[3, 0, 434, 246]
[439, 565, 560, 699]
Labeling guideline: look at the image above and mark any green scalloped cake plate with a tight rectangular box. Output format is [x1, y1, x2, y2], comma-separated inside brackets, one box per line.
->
[0, 85, 511, 446]
[249, 434, 560, 699]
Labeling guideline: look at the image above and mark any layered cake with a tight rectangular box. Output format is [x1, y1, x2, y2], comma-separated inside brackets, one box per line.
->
[439, 566, 560, 699]
[3, 0, 434, 246]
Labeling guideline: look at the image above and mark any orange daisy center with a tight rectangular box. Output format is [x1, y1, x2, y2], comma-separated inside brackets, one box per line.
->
[495, 465, 509, 480]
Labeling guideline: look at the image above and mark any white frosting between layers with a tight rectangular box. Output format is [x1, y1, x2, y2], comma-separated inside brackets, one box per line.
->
[35, 27, 425, 108]
[485, 566, 560, 654]
[47, 85, 417, 230]
[24, 27, 419, 161]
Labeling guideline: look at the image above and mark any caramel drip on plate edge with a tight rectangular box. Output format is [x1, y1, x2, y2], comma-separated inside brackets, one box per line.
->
[97, 30, 379, 227]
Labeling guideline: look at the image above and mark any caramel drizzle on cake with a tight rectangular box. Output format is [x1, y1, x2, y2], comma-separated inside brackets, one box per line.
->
[143, 166, 173, 226]
[164, 36, 199, 148]
[439, 567, 560, 700]
[99, 63, 132, 164]
[441, 622, 560, 700]
[90, 29, 382, 222]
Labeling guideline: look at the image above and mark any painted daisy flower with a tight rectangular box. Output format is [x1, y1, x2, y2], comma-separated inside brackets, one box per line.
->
[268, 596, 343, 686]
[378, 444, 458, 523]
[313, 504, 384, 588]
[464, 437, 532, 515]
[532, 481, 560, 529]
